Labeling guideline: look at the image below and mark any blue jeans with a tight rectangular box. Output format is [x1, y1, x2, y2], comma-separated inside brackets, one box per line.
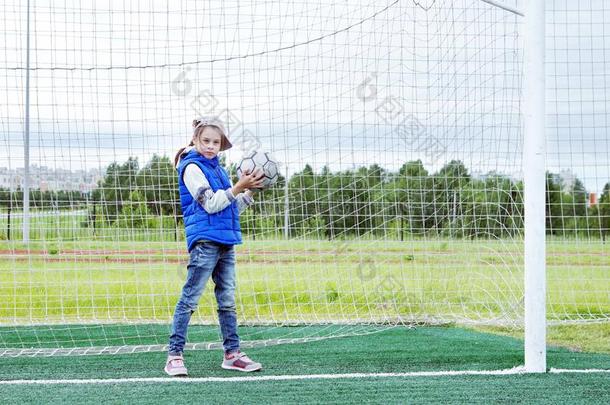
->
[168, 241, 239, 355]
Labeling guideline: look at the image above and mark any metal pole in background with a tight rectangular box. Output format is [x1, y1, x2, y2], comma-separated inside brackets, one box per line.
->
[284, 165, 289, 238]
[479, 0, 524, 17]
[523, 0, 547, 373]
[22, 0, 32, 243]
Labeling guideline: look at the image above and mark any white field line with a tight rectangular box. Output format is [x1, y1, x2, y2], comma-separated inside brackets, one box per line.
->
[0, 367, 609, 385]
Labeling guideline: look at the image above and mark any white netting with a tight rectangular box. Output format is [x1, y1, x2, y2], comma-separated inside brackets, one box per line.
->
[0, 1, 606, 356]
[546, 0, 610, 324]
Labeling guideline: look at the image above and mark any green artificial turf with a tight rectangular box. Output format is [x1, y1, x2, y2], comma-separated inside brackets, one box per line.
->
[0, 326, 608, 404]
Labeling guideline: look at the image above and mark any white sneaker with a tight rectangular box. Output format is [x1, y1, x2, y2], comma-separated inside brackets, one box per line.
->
[165, 355, 188, 376]
[221, 351, 262, 372]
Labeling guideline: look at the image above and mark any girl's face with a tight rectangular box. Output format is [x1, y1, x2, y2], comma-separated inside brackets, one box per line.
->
[194, 126, 222, 159]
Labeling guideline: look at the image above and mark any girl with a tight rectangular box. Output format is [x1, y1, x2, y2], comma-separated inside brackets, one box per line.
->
[165, 116, 265, 376]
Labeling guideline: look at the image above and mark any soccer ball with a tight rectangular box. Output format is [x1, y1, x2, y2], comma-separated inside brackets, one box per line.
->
[236, 150, 279, 189]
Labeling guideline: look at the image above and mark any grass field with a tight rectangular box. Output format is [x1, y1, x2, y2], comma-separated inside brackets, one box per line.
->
[1, 238, 608, 321]
[0, 237, 609, 351]
[0, 237, 608, 402]
[0, 326, 609, 404]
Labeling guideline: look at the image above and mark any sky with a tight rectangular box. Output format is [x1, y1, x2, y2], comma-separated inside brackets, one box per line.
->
[1, 0, 609, 192]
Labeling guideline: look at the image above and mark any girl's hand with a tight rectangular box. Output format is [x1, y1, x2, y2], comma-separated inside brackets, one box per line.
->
[232, 169, 265, 195]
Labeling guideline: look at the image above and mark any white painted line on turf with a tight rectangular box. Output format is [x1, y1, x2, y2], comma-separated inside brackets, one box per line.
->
[549, 368, 610, 374]
[0, 368, 609, 385]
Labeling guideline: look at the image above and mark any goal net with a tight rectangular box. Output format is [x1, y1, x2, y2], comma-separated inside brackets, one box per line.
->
[0, 0, 607, 356]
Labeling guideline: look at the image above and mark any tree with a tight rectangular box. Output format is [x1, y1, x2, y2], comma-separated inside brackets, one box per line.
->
[393, 160, 431, 236]
[571, 178, 588, 218]
[432, 160, 471, 236]
[461, 174, 520, 238]
[118, 190, 150, 228]
[545, 172, 563, 235]
[136, 154, 179, 217]
[287, 164, 318, 237]
[92, 157, 139, 223]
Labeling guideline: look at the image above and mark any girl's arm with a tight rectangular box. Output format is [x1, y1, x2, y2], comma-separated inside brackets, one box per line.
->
[229, 182, 259, 214]
[231, 189, 255, 214]
[229, 170, 264, 214]
[183, 163, 257, 214]
[183, 164, 235, 214]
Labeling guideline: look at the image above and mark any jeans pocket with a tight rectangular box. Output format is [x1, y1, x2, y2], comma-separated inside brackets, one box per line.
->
[190, 241, 219, 264]
[190, 242, 207, 261]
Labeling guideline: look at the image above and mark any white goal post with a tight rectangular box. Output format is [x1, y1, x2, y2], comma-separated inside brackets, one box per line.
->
[1, 0, 608, 369]
[521, 0, 546, 373]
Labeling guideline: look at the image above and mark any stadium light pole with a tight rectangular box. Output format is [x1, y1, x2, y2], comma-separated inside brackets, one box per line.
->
[23, 0, 32, 243]
[522, 0, 547, 373]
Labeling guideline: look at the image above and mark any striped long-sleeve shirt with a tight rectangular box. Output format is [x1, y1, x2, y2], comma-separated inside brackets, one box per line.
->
[183, 163, 254, 214]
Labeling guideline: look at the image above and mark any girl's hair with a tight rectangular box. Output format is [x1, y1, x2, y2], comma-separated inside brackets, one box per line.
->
[173, 119, 225, 168]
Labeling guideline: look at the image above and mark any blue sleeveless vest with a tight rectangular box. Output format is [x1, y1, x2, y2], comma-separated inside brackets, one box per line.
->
[177, 150, 242, 251]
